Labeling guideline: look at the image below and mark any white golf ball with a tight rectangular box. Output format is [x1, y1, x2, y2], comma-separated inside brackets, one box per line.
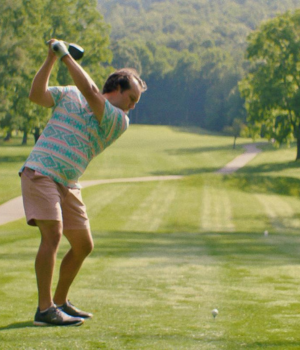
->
[212, 308, 218, 318]
[264, 230, 268, 236]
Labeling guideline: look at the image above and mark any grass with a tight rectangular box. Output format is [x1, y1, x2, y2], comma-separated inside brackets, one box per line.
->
[0, 126, 244, 204]
[238, 141, 300, 179]
[1, 126, 300, 349]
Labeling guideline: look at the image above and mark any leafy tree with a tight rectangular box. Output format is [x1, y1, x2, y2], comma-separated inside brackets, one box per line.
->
[0, 0, 112, 144]
[0, 0, 44, 143]
[239, 10, 300, 159]
[223, 118, 247, 149]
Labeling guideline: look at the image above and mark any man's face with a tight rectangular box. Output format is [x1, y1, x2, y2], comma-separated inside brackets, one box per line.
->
[114, 78, 141, 113]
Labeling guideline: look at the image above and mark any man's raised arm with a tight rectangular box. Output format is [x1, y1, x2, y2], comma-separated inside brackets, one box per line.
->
[29, 44, 57, 108]
[50, 40, 106, 122]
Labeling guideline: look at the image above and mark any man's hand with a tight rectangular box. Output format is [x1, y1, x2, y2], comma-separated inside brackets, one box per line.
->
[51, 40, 69, 59]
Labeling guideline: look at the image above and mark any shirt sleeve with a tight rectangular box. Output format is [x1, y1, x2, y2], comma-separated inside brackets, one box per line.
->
[48, 86, 68, 106]
[100, 100, 129, 143]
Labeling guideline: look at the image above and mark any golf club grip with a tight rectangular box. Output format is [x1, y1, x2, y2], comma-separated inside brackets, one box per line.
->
[52, 42, 74, 59]
[52, 43, 59, 52]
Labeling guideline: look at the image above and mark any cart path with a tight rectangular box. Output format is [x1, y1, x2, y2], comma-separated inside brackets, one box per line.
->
[0, 143, 263, 226]
[215, 143, 263, 174]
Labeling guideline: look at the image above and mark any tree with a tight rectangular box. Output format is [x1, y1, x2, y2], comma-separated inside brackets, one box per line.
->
[200, 47, 243, 131]
[223, 118, 247, 149]
[239, 10, 300, 160]
[0, 0, 45, 143]
[0, 0, 112, 144]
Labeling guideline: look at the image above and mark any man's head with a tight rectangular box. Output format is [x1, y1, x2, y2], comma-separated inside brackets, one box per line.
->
[102, 68, 147, 113]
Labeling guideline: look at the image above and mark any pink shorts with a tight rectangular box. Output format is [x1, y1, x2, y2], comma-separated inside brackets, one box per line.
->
[21, 167, 90, 230]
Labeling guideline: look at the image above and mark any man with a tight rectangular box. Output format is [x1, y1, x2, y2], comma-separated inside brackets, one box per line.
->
[20, 39, 147, 326]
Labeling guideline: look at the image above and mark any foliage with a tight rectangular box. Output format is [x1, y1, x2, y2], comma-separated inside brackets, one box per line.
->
[223, 118, 247, 148]
[3, 0, 300, 141]
[98, 0, 300, 52]
[0, 0, 112, 144]
[97, 0, 300, 131]
[239, 10, 300, 159]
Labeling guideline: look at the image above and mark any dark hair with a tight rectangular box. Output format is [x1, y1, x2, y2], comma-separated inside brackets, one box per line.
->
[102, 68, 147, 94]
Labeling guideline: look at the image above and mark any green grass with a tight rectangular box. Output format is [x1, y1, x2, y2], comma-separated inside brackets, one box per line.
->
[0, 137, 34, 205]
[1, 126, 300, 349]
[238, 141, 300, 179]
[0, 125, 246, 204]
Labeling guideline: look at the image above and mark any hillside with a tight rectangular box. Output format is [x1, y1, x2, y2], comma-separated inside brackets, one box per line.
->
[96, 0, 300, 131]
[98, 0, 300, 53]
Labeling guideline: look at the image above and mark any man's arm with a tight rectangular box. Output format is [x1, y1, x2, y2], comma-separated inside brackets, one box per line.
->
[61, 52, 106, 122]
[29, 45, 57, 108]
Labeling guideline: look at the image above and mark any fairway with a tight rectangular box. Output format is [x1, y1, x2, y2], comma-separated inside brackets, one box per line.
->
[1, 126, 300, 349]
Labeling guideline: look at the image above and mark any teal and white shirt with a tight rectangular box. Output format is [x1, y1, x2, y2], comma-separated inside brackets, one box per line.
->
[21, 86, 129, 188]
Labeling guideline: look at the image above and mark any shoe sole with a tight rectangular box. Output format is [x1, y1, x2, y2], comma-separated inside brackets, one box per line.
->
[33, 319, 84, 327]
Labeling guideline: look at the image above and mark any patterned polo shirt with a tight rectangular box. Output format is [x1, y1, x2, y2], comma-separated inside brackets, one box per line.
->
[20, 86, 129, 188]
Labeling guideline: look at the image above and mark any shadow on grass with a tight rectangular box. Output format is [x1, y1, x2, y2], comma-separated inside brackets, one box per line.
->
[223, 174, 300, 196]
[90, 231, 300, 267]
[245, 341, 300, 348]
[148, 143, 246, 176]
[238, 160, 300, 174]
[0, 155, 28, 163]
[0, 321, 34, 330]
[170, 125, 223, 136]
[151, 167, 220, 176]
[151, 157, 300, 177]
[165, 143, 243, 155]
[196, 338, 300, 348]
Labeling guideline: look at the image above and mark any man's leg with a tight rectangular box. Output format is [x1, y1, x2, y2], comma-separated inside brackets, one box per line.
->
[53, 228, 94, 305]
[35, 219, 63, 311]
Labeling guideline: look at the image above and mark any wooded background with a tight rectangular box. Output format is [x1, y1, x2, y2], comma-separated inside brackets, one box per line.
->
[2, 0, 300, 145]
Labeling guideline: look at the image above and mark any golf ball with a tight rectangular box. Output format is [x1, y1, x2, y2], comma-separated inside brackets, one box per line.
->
[212, 308, 218, 318]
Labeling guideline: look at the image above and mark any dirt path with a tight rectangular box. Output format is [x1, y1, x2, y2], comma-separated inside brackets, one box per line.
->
[0, 144, 263, 226]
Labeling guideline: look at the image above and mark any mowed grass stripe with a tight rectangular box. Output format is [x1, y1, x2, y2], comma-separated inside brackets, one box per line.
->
[84, 183, 146, 231]
[160, 180, 204, 233]
[201, 183, 235, 232]
[255, 194, 300, 233]
[124, 181, 178, 232]
[83, 184, 129, 218]
[230, 189, 269, 234]
[84, 179, 206, 234]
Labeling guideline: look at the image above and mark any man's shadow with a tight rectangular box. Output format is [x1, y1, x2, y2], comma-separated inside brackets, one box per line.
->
[0, 321, 34, 330]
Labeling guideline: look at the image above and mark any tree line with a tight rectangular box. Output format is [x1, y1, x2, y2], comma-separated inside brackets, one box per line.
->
[98, 0, 300, 134]
[2, 0, 300, 158]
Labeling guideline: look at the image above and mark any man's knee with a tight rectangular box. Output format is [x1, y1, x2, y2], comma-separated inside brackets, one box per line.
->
[63, 228, 94, 258]
[36, 220, 63, 248]
[80, 238, 94, 257]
